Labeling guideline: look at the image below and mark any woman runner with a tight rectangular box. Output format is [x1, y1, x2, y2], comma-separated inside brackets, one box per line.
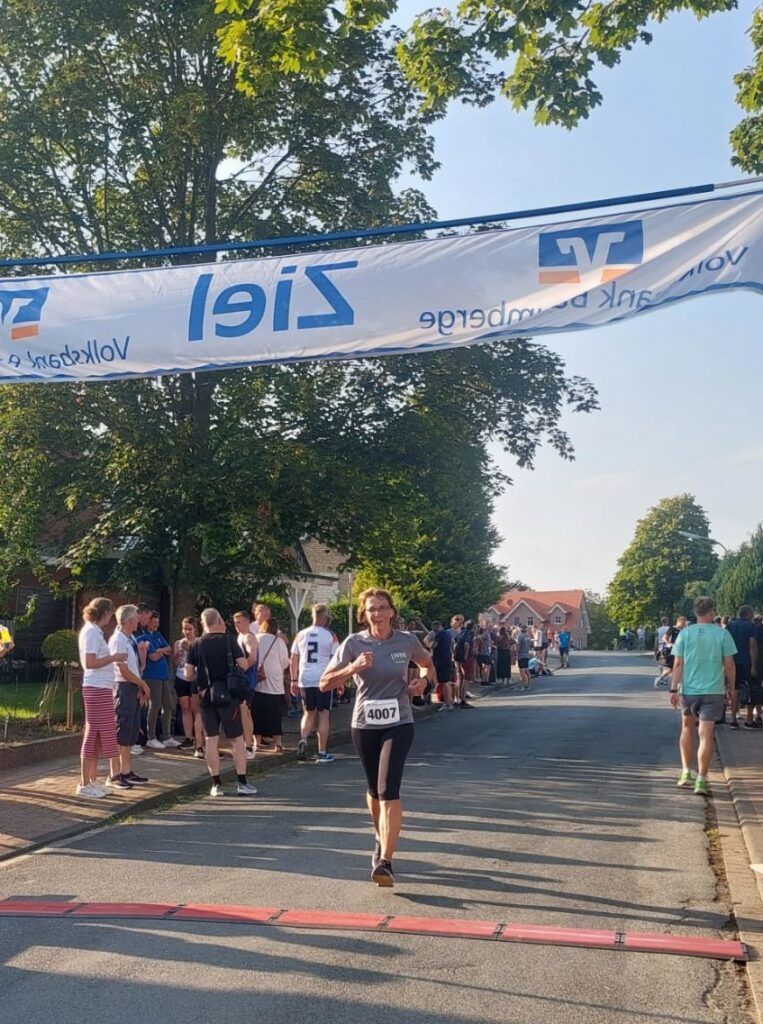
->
[320, 587, 433, 887]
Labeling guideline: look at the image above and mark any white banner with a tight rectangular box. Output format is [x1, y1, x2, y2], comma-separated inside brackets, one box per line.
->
[0, 190, 761, 383]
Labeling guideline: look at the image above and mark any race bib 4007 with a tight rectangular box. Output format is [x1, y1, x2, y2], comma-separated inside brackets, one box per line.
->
[364, 698, 400, 725]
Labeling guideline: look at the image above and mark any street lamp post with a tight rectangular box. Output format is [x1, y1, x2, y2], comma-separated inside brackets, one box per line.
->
[677, 530, 729, 555]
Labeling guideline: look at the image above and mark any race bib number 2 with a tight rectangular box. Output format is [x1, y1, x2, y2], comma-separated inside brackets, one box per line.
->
[365, 698, 400, 724]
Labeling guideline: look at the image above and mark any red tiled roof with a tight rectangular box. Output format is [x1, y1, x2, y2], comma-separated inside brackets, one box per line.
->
[488, 590, 587, 632]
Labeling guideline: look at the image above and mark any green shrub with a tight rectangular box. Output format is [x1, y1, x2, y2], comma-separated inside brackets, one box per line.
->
[41, 629, 79, 665]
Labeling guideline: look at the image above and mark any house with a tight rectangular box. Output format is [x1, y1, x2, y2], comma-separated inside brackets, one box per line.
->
[482, 590, 591, 650]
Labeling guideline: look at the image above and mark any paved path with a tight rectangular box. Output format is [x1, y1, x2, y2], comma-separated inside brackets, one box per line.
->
[0, 654, 755, 1023]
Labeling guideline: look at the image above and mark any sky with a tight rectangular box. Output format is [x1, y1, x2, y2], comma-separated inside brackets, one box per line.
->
[399, 0, 760, 595]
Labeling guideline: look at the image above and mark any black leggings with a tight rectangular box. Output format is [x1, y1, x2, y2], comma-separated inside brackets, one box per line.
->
[351, 724, 415, 801]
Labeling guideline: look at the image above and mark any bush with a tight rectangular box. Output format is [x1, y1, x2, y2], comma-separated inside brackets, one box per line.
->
[41, 629, 79, 665]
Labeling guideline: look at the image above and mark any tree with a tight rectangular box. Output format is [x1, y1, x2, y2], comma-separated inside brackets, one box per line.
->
[606, 494, 718, 627]
[585, 591, 618, 651]
[0, 2, 598, 626]
[219, 1, 760, 167]
[710, 526, 763, 615]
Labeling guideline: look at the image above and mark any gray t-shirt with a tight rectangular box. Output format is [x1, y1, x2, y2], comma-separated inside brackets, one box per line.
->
[517, 633, 531, 658]
[328, 629, 426, 729]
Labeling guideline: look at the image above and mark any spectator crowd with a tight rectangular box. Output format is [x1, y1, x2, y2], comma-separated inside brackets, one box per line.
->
[653, 605, 763, 731]
[76, 597, 569, 799]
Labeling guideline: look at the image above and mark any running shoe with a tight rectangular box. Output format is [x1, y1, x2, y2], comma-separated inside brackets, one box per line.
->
[297, 739, 309, 762]
[163, 737, 182, 748]
[694, 778, 709, 797]
[194, 747, 206, 758]
[210, 783, 225, 797]
[372, 837, 382, 870]
[146, 739, 165, 750]
[465, 691, 476, 699]
[245, 747, 256, 761]
[178, 738, 194, 750]
[75, 782, 105, 799]
[105, 774, 134, 790]
[371, 859, 394, 887]
[676, 769, 696, 787]
[237, 781, 258, 796]
[315, 752, 335, 763]
[730, 719, 740, 730]
[123, 771, 149, 785]
[130, 744, 144, 755]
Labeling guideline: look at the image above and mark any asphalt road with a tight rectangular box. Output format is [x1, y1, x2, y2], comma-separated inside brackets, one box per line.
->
[0, 653, 754, 1024]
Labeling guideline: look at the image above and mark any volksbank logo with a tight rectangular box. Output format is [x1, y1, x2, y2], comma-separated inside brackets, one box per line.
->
[0, 286, 50, 341]
[538, 221, 644, 285]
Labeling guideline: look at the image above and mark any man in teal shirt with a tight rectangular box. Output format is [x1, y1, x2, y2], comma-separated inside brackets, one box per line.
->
[670, 596, 737, 796]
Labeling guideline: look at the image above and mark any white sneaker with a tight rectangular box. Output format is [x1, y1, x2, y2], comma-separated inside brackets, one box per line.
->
[210, 783, 225, 797]
[76, 783, 105, 799]
[130, 745, 144, 755]
[162, 737, 181, 748]
[146, 739, 165, 750]
[245, 748, 256, 761]
[654, 676, 664, 688]
[237, 781, 258, 796]
[194, 747, 206, 759]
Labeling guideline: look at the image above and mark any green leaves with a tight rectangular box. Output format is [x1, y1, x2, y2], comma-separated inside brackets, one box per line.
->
[710, 525, 763, 614]
[606, 494, 718, 626]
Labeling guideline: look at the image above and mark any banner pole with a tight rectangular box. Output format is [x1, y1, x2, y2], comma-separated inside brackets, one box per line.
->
[1, 178, 762, 273]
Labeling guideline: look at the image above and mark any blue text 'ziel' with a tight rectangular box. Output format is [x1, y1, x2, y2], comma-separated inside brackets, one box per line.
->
[188, 261, 358, 342]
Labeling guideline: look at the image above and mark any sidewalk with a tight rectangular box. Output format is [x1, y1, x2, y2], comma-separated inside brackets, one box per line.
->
[716, 725, 763, 902]
[0, 682, 502, 861]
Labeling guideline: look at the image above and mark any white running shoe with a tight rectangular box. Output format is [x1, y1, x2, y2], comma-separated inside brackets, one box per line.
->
[76, 783, 106, 799]
[146, 739, 165, 750]
[210, 783, 225, 797]
[194, 747, 206, 759]
[245, 748, 256, 761]
[130, 745, 144, 755]
[162, 737, 181, 748]
[237, 781, 258, 796]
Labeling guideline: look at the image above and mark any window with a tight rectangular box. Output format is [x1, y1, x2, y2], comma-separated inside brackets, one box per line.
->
[527, 616, 534, 626]
[554, 615, 562, 625]
[513, 616, 520, 626]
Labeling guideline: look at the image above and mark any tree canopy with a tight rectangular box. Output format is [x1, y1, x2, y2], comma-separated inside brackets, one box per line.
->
[606, 494, 718, 626]
[217, 0, 759, 167]
[710, 525, 763, 615]
[0, 1, 598, 625]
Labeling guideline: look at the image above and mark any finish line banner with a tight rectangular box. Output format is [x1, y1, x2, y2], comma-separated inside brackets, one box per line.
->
[0, 190, 761, 383]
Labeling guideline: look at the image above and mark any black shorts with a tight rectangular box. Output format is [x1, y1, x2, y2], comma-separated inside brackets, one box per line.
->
[664, 653, 675, 669]
[351, 723, 415, 801]
[252, 691, 283, 736]
[114, 682, 141, 747]
[477, 655, 492, 666]
[434, 662, 453, 685]
[518, 658, 529, 669]
[200, 701, 244, 740]
[174, 676, 195, 700]
[301, 687, 333, 712]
